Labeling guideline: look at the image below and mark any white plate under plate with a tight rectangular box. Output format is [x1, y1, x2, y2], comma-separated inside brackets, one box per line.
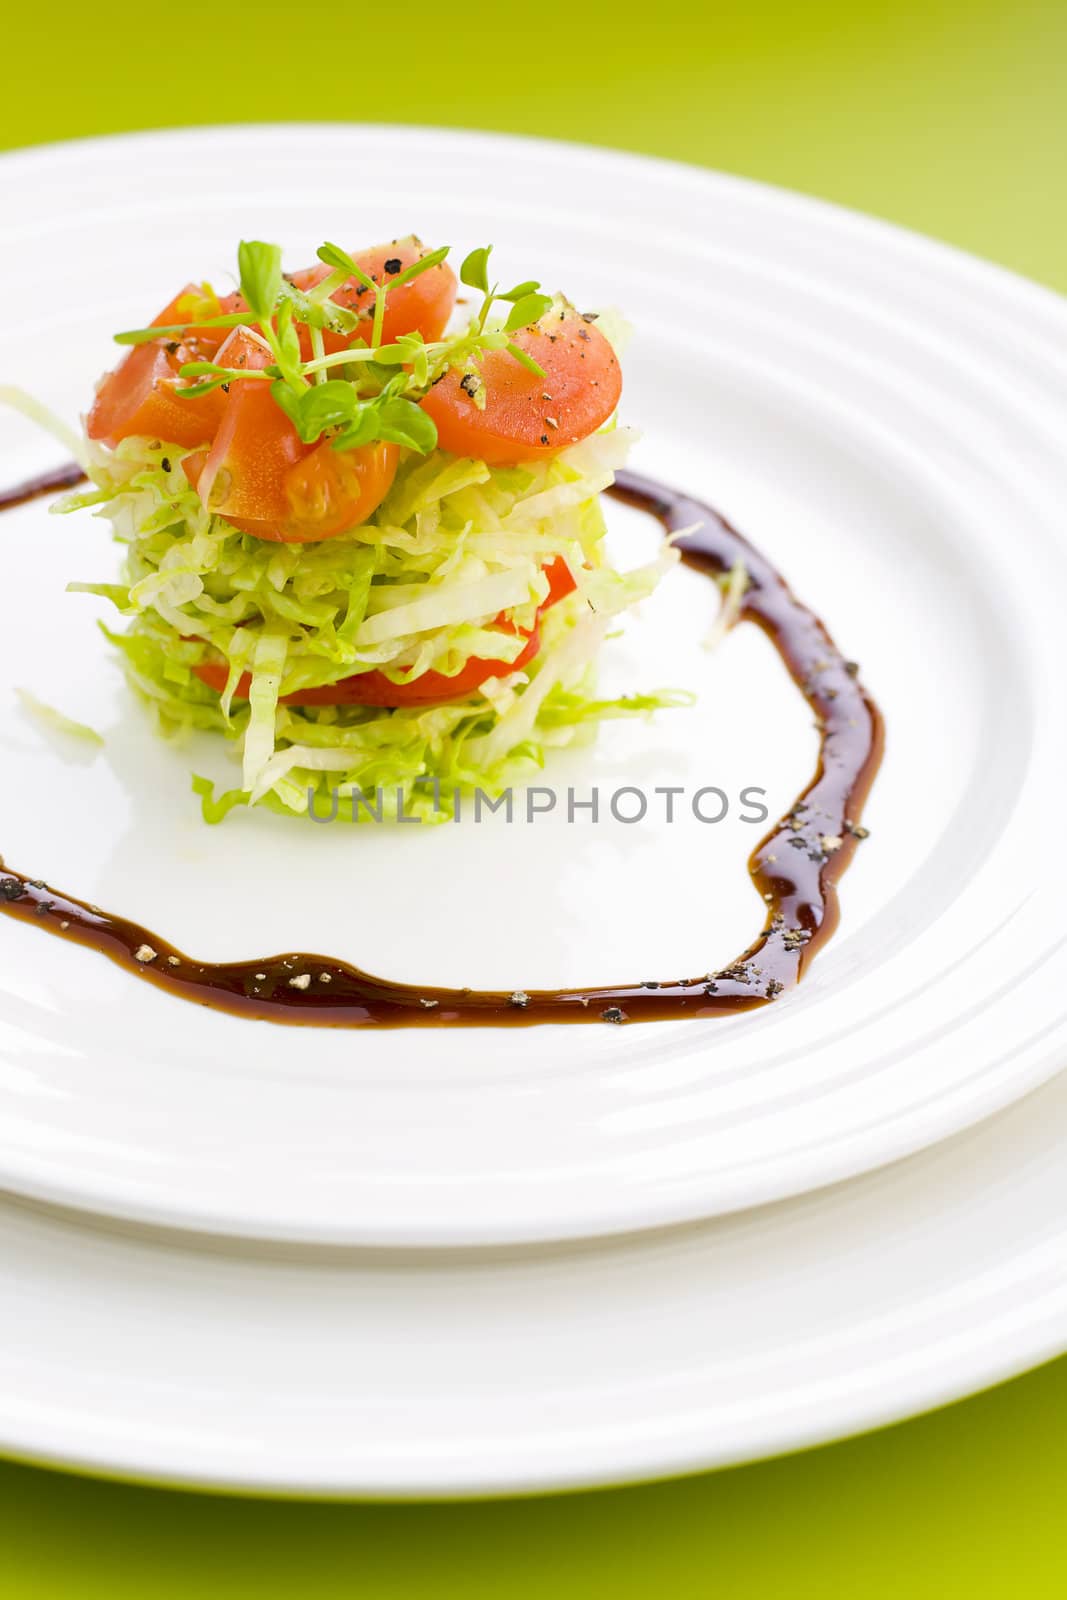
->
[1, 127, 1066, 1246]
[2, 1058, 1066, 1495]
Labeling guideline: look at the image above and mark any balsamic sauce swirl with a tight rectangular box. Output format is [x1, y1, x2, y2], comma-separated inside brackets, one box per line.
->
[0, 463, 882, 1026]
[0, 459, 88, 510]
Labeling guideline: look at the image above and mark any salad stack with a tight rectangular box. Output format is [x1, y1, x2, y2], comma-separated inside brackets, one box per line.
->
[66, 237, 681, 821]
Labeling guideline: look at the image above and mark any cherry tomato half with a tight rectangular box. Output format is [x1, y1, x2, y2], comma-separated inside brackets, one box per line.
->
[86, 285, 228, 449]
[420, 309, 621, 464]
[181, 328, 399, 542]
[211, 239, 457, 360]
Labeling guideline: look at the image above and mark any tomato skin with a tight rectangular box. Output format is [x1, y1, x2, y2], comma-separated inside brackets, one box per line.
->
[191, 557, 577, 706]
[420, 310, 621, 464]
[87, 284, 228, 449]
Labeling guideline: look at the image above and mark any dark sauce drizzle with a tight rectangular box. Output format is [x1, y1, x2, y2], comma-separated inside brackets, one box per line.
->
[0, 459, 87, 509]
[0, 463, 882, 1026]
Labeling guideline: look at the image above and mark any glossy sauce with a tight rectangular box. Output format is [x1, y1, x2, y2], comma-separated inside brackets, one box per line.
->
[0, 460, 87, 509]
[0, 463, 882, 1026]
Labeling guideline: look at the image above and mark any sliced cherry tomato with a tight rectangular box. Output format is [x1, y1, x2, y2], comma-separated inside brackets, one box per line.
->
[420, 309, 621, 464]
[185, 436, 398, 544]
[192, 557, 578, 706]
[183, 327, 309, 533]
[211, 239, 457, 360]
[182, 331, 399, 544]
[87, 284, 228, 449]
[320, 239, 458, 349]
[281, 439, 399, 541]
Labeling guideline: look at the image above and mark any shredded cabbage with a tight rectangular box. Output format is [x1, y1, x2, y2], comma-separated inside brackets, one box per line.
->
[63, 426, 690, 822]
[15, 688, 104, 749]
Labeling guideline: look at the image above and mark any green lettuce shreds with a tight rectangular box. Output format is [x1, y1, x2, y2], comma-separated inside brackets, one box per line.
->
[15, 688, 105, 748]
[63, 425, 687, 823]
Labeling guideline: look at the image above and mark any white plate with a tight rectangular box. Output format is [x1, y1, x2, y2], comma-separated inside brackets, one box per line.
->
[1, 127, 1066, 1246]
[2, 1062, 1066, 1495]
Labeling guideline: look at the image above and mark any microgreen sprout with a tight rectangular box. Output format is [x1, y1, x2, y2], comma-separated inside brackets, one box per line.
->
[113, 236, 570, 453]
[460, 243, 552, 339]
[458, 244, 552, 375]
[114, 312, 257, 346]
[236, 240, 283, 323]
[460, 245, 492, 293]
[174, 361, 274, 398]
[505, 293, 553, 332]
[317, 242, 377, 294]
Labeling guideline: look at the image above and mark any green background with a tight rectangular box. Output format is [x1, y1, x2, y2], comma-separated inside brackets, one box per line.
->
[3, 0, 1066, 1592]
